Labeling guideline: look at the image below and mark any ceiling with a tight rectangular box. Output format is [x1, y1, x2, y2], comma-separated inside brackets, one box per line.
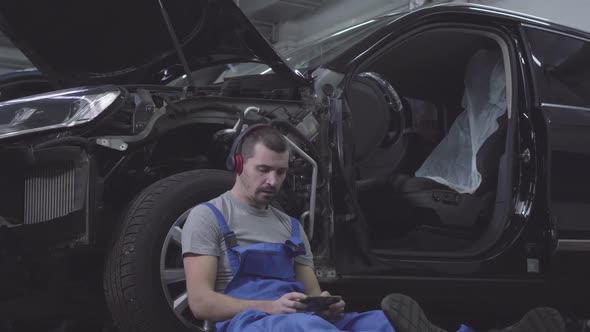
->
[239, 0, 328, 42]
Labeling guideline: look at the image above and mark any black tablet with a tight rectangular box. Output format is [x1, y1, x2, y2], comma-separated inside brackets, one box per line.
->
[300, 296, 341, 312]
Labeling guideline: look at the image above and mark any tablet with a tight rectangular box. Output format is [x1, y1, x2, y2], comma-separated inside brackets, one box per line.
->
[300, 296, 341, 312]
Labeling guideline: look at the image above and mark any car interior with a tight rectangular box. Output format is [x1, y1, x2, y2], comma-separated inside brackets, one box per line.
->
[345, 29, 514, 254]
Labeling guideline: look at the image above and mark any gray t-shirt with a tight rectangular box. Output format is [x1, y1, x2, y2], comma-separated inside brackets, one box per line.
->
[181, 191, 314, 292]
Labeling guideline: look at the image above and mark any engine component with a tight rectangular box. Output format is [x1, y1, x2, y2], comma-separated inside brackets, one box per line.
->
[133, 89, 156, 134]
[295, 112, 320, 141]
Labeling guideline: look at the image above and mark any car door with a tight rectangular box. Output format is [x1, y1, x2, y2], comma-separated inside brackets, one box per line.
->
[522, 24, 590, 253]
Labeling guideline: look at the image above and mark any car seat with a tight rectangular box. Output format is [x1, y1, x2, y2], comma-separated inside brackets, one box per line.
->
[393, 48, 508, 228]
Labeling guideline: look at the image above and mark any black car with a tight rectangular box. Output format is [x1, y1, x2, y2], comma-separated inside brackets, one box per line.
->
[1, 0, 589, 331]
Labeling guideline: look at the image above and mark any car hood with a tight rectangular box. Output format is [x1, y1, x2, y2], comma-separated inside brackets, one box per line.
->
[0, 0, 306, 86]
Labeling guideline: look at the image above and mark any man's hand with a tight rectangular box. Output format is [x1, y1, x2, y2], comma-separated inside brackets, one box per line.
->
[315, 291, 346, 322]
[268, 292, 308, 315]
[185, 255, 306, 322]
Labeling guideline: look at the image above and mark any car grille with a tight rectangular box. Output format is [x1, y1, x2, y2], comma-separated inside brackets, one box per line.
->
[24, 162, 77, 224]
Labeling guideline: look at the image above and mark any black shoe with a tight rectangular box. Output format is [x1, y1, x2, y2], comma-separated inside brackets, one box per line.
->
[491, 307, 565, 332]
[381, 293, 447, 332]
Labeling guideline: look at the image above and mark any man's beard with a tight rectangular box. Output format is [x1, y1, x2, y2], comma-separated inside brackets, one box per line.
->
[255, 186, 278, 205]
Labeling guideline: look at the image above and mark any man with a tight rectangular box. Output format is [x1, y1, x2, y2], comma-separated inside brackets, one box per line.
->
[181, 125, 394, 331]
[182, 125, 565, 332]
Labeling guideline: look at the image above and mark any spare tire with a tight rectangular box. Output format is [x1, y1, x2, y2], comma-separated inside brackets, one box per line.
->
[104, 169, 234, 332]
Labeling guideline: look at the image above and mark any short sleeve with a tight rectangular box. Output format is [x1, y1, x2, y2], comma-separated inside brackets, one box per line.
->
[181, 204, 222, 257]
[294, 222, 315, 269]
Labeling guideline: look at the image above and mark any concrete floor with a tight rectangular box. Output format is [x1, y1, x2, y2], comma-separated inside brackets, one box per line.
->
[2, 308, 588, 332]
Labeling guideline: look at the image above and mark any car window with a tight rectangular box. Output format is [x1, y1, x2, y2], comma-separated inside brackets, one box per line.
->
[0, 32, 34, 75]
[525, 27, 590, 108]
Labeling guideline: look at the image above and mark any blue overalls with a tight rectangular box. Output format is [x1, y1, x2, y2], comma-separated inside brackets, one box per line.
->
[203, 202, 396, 332]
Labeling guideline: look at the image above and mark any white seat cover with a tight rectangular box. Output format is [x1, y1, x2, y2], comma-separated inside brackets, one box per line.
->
[414, 49, 507, 194]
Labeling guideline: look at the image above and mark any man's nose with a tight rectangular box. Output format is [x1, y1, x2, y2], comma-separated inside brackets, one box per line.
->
[266, 171, 279, 186]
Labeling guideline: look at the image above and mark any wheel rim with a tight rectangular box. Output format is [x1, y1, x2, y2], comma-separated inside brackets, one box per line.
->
[160, 209, 212, 331]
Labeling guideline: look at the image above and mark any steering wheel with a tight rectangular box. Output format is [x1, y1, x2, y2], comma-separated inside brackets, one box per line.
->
[356, 72, 406, 148]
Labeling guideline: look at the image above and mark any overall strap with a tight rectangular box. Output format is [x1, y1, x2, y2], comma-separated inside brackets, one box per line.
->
[201, 202, 240, 274]
[290, 217, 302, 244]
[286, 217, 307, 256]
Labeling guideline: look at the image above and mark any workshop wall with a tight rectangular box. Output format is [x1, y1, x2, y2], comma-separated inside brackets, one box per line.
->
[273, 0, 408, 52]
[470, 0, 590, 33]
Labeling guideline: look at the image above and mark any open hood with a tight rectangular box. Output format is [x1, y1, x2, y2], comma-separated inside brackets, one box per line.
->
[0, 0, 306, 86]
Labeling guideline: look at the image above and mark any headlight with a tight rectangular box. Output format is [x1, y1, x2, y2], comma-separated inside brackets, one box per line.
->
[0, 86, 121, 139]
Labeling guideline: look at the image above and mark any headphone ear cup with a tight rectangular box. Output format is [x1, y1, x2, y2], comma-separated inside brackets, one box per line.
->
[234, 154, 244, 174]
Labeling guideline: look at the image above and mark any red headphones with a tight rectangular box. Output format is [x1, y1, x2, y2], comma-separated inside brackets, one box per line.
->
[226, 124, 273, 174]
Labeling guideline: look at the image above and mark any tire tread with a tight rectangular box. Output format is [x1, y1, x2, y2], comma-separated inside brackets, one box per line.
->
[103, 170, 234, 332]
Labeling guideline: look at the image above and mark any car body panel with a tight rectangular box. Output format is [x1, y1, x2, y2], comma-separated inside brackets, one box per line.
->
[0, 0, 305, 86]
[328, 10, 531, 271]
[316, 3, 590, 271]
[327, 11, 590, 307]
[2, 2, 590, 324]
[0, 2, 586, 265]
[324, 3, 590, 74]
[521, 25, 590, 242]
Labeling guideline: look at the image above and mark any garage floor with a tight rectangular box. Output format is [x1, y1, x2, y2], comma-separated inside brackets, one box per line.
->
[1, 307, 588, 331]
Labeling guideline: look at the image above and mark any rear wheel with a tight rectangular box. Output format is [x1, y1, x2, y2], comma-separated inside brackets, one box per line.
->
[104, 170, 234, 332]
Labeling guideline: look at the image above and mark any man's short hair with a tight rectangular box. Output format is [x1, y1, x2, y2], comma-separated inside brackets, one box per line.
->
[240, 126, 288, 159]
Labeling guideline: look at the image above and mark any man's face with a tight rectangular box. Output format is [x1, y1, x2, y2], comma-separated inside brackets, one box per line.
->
[238, 142, 289, 208]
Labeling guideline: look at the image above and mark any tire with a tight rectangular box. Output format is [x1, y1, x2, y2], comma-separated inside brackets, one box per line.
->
[104, 169, 235, 332]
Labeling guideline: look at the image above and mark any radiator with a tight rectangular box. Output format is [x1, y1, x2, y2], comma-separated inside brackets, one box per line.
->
[24, 162, 77, 224]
